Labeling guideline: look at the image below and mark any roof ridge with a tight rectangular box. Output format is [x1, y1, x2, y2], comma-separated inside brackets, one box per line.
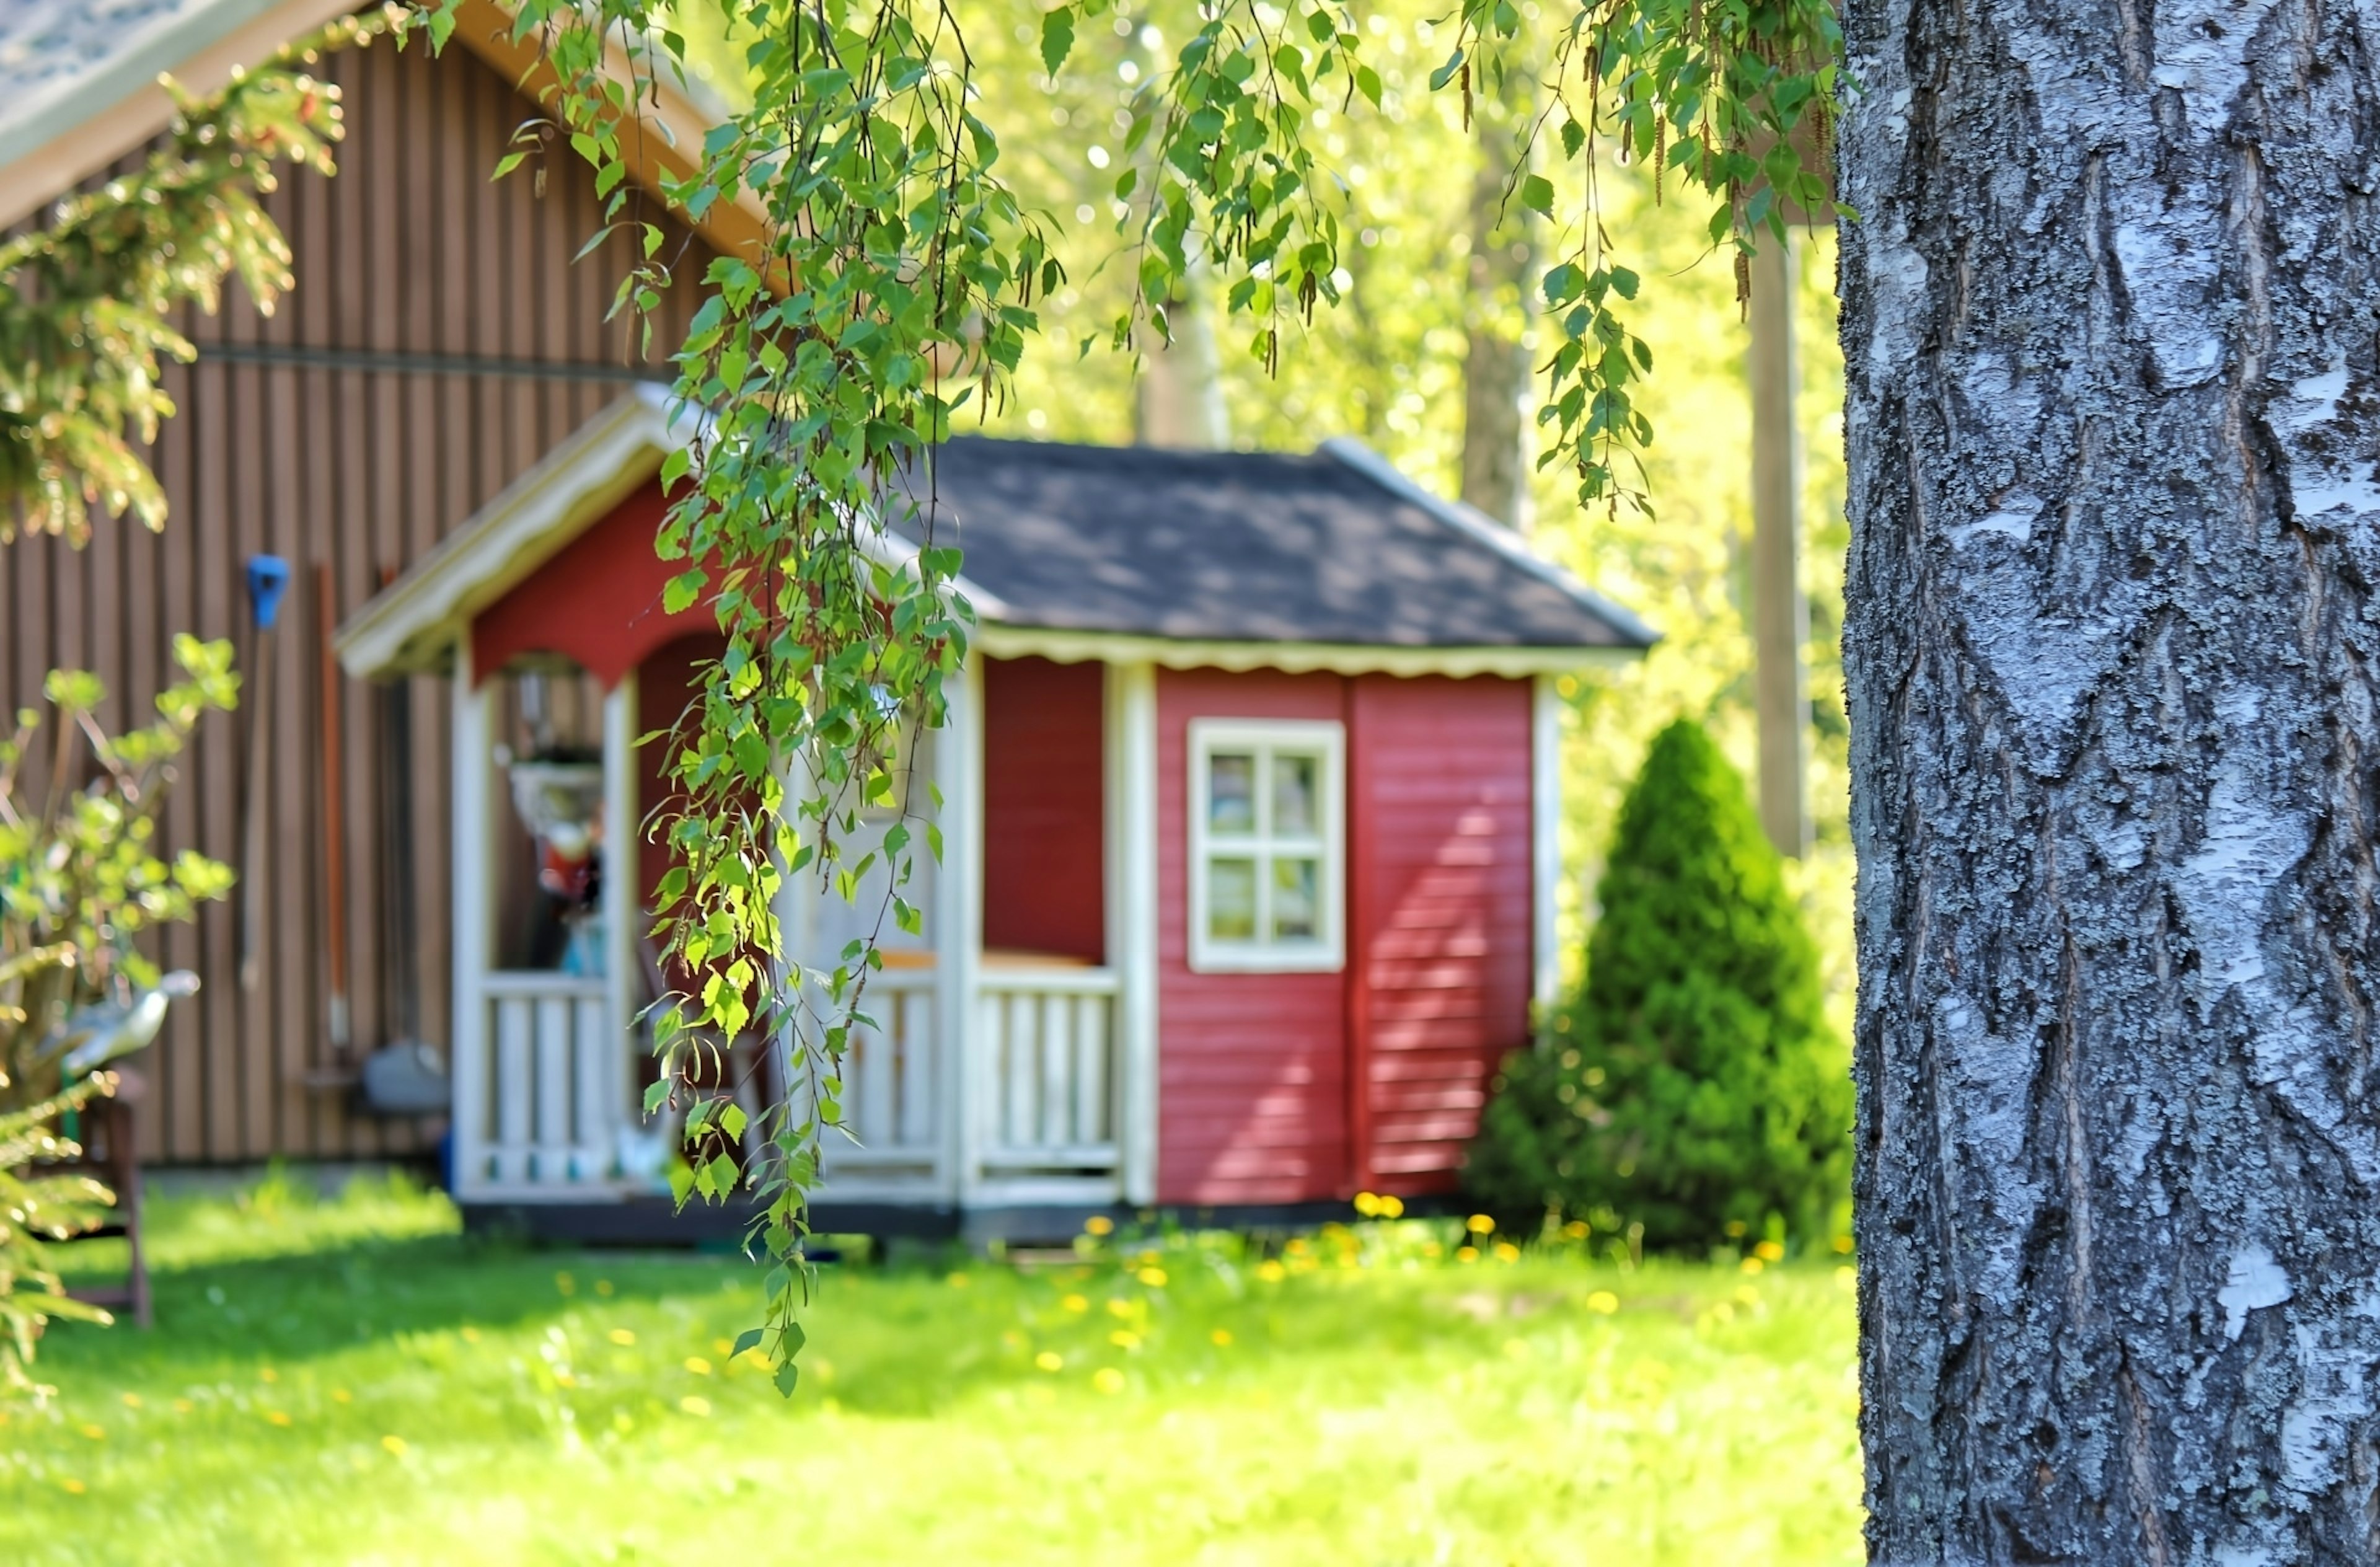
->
[1316, 437, 1660, 650]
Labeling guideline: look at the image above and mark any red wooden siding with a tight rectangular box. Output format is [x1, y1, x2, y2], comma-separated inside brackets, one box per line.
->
[472, 480, 706, 689]
[633, 632, 728, 916]
[1155, 667, 1350, 1204]
[1346, 675, 1534, 1193]
[982, 656, 1106, 962]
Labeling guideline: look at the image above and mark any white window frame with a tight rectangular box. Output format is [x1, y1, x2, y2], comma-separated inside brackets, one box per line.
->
[1186, 717, 1346, 974]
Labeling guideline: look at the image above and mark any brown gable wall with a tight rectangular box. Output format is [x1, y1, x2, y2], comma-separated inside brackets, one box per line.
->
[0, 34, 715, 1163]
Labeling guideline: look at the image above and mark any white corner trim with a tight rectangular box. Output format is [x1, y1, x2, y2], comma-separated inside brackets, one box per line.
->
[1532, 674, 1564, 1022]
[1106, 661, 1160, 1206]
[334, 386, 693, 680]
[448, 640, 493, 1198]
[1317, 437, 1662, 650]
[1185, 717, 1346, 975]
[975, 624, 1639, 680]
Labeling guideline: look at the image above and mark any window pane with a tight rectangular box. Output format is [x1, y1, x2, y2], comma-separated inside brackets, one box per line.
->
[1209, 753, 1256, 834]
[1209, 858, 1258, 940]
[1272, 753, 1318, 836]
[1272, 857, 1320, 940]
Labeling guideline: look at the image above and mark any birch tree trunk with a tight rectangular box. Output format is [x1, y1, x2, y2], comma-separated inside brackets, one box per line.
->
[1839, 0, 2380, 1558]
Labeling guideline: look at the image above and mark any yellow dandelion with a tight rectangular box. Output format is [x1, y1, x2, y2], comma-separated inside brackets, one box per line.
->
[1255, 1260, 1287, 1283]
[679, 1395, 712, 1417]
[1285, 1238, 1311, 1257]
[1136, 1267, 1168, 1288]
[1378, 1194, 1404, 1219]
[265, 1410, 293, 1428]
[1457, 1245, 1479, 1263]
[1034, 1351, 1064, 1372]
[60, 1478, 86, 1495]
[594, 1279, 615, 1297]
[1108, 1330, 1140, 1350]
[1084, 1215, 1114, 1237]
[947, 1271, 971, 1288]
[460, 1326, 482, 1344]
[381, 1434, 408, 1456]
[1833, 1234, 1856, 1254]
[1740, 1256, 1766, 1275]
[1586, 1291, 1620, 1315]
[1062, 1294, 1090, 1313]
[1092, 1367, 1125, 1395]
[684, 1356, 713, 1376]
[1563, 1220, 1590, 1239]
[1105, 1297, 1133, 1318]
[1493, 1242, 1521, 1263]
[118, 1393, 141, 1409]
[258, 1367, 278, 1384]
[77, 1423, 105, 1441]
[172, 1399, 194, 1415]
[1465, 1214, 1495, 1235]
[608, 1328, 637, 1346]
[1755, 1240, 1786, 1263]
[712, 1338, 734, 1358]
[1210, 1328, 1233, 1347]
[1353, 1191, 1381, 1217]
[332, 1389, 351, 1404]
[555, 1271, 576, 1296]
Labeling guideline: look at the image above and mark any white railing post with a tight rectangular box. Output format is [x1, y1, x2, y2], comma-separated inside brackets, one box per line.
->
[601, 677, 638, 1180]
[940, 651, 984, 1201]
[449, 642, 493, 1196]
[1106, 661, 1160, 1204]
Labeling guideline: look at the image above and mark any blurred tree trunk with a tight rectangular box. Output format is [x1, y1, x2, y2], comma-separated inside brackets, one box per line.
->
[1135, 268, 1228, 449]
[1749, 233, 1810, 859]
[1840, 0, 2380, 1557]
[1459, 62, 1536, 531]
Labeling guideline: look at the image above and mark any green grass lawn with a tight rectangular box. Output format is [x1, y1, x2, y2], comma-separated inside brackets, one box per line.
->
[1, 1173, 1862, 1565]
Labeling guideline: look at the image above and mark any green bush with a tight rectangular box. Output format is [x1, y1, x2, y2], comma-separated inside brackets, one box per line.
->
[1471, 718, 1849, 1248]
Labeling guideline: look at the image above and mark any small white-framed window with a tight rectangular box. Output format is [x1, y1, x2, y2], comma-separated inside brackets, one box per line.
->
[1187, 718, 1346, 973]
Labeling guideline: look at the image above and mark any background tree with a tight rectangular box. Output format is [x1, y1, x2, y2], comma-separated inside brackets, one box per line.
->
[1472, 718, 1847, 1247]
[1838, 0, 2380, 1553]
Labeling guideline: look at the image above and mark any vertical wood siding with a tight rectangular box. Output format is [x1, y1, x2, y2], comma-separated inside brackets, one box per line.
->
[981, 656, 1106, 962]
[0, 37, 709, 1163]
[1155, 666, 1350, 1205]
[1346, 674, 1533, 1193]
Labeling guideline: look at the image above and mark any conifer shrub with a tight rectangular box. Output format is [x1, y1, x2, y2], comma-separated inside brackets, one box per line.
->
[1470, 718, 1850, 1248]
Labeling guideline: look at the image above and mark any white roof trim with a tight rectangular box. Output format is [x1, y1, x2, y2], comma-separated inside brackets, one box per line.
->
[1318, 437, 1661, 649]
[975, 624, 1640, 680]
[335, 385, 697, 679]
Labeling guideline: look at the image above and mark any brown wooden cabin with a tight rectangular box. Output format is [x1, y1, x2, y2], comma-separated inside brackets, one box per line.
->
[0, 0, 735, 1167]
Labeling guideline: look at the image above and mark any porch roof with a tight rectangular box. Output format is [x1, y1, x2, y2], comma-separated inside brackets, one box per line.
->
[337, 389, 1657, 684]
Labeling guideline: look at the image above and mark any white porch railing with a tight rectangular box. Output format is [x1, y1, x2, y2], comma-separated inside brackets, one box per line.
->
[462, 972, 622, 1194]
[820, 968, 941, 1186]
[979, 968, 1120, 1178]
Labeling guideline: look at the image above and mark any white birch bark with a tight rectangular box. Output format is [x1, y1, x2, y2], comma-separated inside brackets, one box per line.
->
[1840, 0, 2380, 1558]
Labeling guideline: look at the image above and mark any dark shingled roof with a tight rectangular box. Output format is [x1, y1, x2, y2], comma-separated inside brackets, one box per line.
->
[896, 438, 1655, 651]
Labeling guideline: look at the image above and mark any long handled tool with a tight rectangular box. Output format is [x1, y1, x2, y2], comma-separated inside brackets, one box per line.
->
[238, 555, 290, 994]
[317, 561, 353, 1062]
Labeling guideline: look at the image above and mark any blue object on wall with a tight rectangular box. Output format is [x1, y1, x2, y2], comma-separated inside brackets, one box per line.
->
[245, 555, 291, 630]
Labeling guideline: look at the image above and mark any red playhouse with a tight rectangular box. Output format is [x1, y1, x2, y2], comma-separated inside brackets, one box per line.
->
[335, 387, 1655, 1238]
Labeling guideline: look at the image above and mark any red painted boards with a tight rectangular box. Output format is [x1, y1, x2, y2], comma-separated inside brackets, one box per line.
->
[982, 656, 1106, 961]
[470, 479, 705, 689]
[1155, 666, 1350, 1204]
[1345, 674, 1533, 1194]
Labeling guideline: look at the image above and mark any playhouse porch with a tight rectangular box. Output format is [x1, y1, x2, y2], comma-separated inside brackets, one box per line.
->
[441, 647, 1159, 1224]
